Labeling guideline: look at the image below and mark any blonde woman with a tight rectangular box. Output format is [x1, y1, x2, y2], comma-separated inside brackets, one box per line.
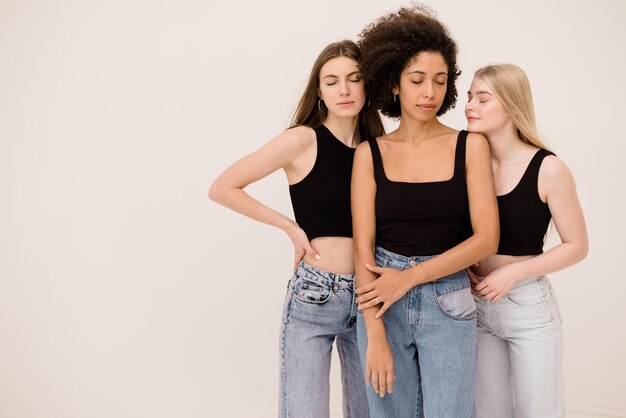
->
[465, 64, 588, 418]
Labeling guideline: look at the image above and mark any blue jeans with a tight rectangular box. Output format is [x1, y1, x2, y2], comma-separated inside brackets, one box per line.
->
[279, 260, 369, 418]
[475, 276, 563, 418]
[357, 247, 477, 418]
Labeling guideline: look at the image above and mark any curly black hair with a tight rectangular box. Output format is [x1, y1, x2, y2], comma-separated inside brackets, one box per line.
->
[358, 5, 461, 118]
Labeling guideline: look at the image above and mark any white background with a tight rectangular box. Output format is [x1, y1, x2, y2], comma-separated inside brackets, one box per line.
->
[1, 1, 625, 417]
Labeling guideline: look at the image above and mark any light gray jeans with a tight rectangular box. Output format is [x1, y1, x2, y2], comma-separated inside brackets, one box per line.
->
[474, 275, 564, 418]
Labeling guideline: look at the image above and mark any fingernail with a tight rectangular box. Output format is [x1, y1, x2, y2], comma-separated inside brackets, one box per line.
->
[315, 255, 321, 260]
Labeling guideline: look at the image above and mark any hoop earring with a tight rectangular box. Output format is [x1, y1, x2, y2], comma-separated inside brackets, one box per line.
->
[366, 98, 371, 107]
[318, 99, 324, 112]
[393, 94, 398, 102]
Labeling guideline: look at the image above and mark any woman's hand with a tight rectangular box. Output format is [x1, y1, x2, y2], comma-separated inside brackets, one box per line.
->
[356, 264, 411, 319]
[473, 264, 519, 301]
[366, 336, 395, 397]
[466, 264, 482, 296]
[285, 222, 320, 270]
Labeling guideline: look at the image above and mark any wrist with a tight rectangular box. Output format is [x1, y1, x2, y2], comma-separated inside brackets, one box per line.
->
[281, 218, 299, 234]
[407, 265, 425, 287]
[500, 263, 523, 283]
[365, 320, 387, 340]
[367, 332, 389, 346]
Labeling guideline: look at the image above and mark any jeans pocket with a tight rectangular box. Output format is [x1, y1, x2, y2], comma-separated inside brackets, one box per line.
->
[292, 275, 332, 305]
[434, 271, 476, 320]
[437, 287, 476, 320]
[507, 281, 545, 306]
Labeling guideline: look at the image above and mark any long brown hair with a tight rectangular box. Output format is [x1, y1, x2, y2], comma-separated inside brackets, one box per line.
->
[290, 40, 385, 141]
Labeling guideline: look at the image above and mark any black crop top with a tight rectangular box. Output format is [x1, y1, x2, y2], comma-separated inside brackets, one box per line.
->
[497, 149, 555, 255]
[370, 131, 473, 257]
[289, 125, 355, 240]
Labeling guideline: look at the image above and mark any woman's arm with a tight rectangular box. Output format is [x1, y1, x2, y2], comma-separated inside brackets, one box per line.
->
[474, 156, 588, 300]
[209, 126, 320, 267]
[357, 133, 499, 315]
[351, 141, 394, 397]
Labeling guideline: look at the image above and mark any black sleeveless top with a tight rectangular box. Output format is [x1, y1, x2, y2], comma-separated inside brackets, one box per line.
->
[497, 149, 555, 255]
[370, 131, 473, 257]
[289, 125, 355, 240]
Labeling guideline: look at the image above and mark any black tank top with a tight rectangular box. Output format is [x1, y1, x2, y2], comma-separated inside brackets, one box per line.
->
[370, 131, 473, 257]
[289, 125, 355, 240]
[497, 149, 555, 255]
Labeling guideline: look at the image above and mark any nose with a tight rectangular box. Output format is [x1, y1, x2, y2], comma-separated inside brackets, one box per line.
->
[423, 81, 435, 98]
[339, 80, 350, 96]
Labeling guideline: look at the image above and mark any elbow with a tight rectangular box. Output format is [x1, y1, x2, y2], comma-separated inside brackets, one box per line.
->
[488, 232, 500, 256]
[208, 181, 221, 203]
[483, 240, 499, 259]
[575, 239, 589, 263]
[478, 228, 499, 259]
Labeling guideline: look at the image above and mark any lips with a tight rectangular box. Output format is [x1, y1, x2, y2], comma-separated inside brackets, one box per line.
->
[337, 101, 354, 106]
[466, 116, 480, 121]
[418, 104, 436, 111]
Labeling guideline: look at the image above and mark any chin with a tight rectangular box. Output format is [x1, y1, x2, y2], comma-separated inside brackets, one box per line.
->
[335, 109, 360, 118]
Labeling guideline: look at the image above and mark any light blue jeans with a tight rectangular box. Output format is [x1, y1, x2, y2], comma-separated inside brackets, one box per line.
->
[474, 275, 564, 418]
[357, 247, 477, 418]
[279, 260, 369, 418]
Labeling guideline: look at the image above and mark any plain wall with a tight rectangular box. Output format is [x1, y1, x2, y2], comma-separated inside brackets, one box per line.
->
[1, 0, 624, 417]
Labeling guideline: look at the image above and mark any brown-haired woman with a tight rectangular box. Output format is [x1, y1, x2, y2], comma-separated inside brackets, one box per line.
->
[351, 6, 499, 416]
[210, 40, 384, 417]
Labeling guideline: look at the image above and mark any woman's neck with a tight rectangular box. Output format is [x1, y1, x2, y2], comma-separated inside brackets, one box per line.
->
[395, 116, 445, 143]
[485, 127, 534, 166]
[323, 114, 359, 147]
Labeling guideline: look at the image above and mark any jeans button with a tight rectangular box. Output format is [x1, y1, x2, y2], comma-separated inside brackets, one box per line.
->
[409, 260, 416, 267]
[333, 285, 339, 292]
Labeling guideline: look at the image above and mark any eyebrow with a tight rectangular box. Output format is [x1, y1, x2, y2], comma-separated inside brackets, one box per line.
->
[407, 70, 448, 76]
[321, 71, 361, 79]
[468, 90, 493, 95]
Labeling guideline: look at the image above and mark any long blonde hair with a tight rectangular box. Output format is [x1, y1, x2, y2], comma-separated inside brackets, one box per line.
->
[476, 64, 556, 243]
[474, 64, 550, 151]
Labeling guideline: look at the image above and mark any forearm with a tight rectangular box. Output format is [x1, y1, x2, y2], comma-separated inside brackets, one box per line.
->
[354, 242, 387, 338]
[406, 231, 498, 287]
[503, 241, 588, 282]
[211, 187, 295, 232]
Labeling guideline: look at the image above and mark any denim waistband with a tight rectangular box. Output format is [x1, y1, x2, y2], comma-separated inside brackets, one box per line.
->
[295, 260, 355, 289]
[374, 246, 437, 268]
[515, 275, 548, 288]
[474, 273, 548, 289]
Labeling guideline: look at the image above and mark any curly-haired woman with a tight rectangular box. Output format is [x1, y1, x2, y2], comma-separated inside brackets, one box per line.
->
[466, 64, 588, 418]
[210, 40, 384, 418]
[351, 6, 499, 416]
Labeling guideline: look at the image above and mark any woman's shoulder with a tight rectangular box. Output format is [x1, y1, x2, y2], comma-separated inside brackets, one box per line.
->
[270, 125, 317, 152]
[538, 151, 571, 183]
[464, 131, 490, 157]
[282, 125, 317, 142]
[464, 131, 488, 145]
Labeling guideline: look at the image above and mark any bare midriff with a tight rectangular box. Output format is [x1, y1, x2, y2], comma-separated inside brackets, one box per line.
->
[302, 236, 355, 275]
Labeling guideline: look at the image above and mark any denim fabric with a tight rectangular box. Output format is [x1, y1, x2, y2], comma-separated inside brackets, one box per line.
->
[279, 260, 369, 418]
[357, 247, 477, 418]
[474, 275, 564, 418]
